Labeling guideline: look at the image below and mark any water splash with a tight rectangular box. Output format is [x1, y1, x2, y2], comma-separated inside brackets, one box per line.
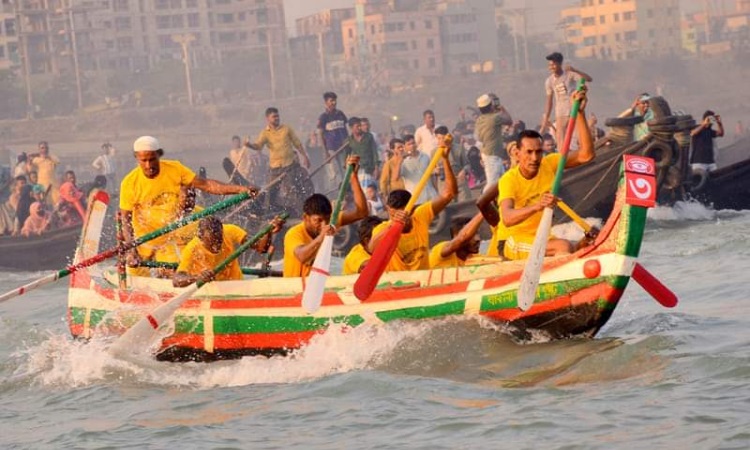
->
[12, 319, 437, 390]
[648, 200, 717, 222]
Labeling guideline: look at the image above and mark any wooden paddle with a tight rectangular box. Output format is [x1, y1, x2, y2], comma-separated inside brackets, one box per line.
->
[353, 136, 451, 300]
[302, 163, 354, 313]
[109, 213, 288, 358]
[517, 78, 586, 311]
[0, 191, 252, 303]
[556, 200, 678, 308]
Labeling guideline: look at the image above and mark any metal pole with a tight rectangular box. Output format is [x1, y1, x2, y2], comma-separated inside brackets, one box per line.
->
[266, 28, 276, 100]
[68, 0, 84, 109]
[283, 21, 295, 97]
[13, 0, 34, 118]
[522, 7, 530, 71]
[317, 32, 327, 84]
[172, 33, 195, 106]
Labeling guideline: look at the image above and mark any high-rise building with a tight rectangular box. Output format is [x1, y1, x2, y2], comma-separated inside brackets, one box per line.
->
[561, 0, 681, 61]
[0, 2, 19, 71]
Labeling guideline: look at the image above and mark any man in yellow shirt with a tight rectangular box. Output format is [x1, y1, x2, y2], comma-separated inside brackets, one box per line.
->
[28, 141, 60, 205]
[342, 216, 383, 275]
[120, 136, 258, 275]
[429, 213, 483, 269]
[498, 89, 594, 260]
[172, 216, 283, 287]
[367, 144, 458, 272]
[247, 107, 313, 214]
[283, 155, 368, 278]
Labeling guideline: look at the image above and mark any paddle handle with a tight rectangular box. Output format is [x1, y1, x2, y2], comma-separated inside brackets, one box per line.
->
[550, 78, 586, 196]
[331, 164, 355, 228]
[353, 138, 449, 301]
[0, 273, 59, 303]
[405, 135, 451, 212]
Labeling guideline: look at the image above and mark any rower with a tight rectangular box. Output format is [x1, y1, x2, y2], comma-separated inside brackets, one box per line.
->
[173, 216, 283, 287]
[282, 155, 368, 278]
[342, 216, 383, 275]
[120, 136, 257, 277]
[367, 145, 457, 272]
[498, 89, 594, 260]
[429, 214, 483, 269]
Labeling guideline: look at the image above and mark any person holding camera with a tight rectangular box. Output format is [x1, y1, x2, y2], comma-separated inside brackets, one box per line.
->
[690, 110, 724, 173]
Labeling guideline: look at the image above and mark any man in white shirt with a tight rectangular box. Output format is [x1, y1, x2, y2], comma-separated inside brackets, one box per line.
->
[92, 143, 117, 194]
[392, 134, 438, 204]
[414, 110, 440, 158]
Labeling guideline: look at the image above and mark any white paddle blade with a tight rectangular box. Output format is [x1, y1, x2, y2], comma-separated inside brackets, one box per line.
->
[109, 283, 201, 357]
[302, 235, 334, 314]
[517, 208, 554, 311]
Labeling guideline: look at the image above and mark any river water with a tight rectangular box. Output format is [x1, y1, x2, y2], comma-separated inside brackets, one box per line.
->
[1, 201, 748, 449]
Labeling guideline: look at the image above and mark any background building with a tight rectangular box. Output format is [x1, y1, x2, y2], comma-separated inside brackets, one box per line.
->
[561, 0, 682, 61]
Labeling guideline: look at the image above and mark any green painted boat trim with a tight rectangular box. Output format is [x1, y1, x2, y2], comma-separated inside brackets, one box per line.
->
[376, 299, 465, 322]
[210, 314, 366, 335]
[480, 276, 615, 310]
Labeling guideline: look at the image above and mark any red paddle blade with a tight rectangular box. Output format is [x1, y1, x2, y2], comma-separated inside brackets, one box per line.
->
[632, 263, 678, 308]
[353, 222, 405, 300]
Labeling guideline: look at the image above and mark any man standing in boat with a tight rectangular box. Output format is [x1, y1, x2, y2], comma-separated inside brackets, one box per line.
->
[499, 89, 594, 260]
[367, 145, 458, 272]
[690, 110, 724, 173]
[245, 107, 312, 215]
[540, 52, 593, 149]
[282, 155, 368, 278]
[120, 136, 258, 275]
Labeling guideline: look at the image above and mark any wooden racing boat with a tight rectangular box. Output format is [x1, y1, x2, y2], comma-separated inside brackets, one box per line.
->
[67, 155, 658, 362]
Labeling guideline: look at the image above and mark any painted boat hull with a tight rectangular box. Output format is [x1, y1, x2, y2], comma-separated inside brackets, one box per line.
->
[67, 163, 649, 362]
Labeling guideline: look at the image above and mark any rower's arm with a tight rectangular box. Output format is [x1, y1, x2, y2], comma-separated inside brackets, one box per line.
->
[476, 183, 500, 227]
[565, 91, 595, 168]
[339, 162, 368, 227]
[191, 177, 258, 196]
[293, 231, 327, 267]
[440, 213, 484, 258]
[500, 197, 545, 227]
[120, 209, 135, 243]
[429, 150, 457, 216]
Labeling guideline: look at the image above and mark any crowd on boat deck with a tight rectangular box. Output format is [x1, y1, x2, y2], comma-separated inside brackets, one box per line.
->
[0, 141, 112, 237]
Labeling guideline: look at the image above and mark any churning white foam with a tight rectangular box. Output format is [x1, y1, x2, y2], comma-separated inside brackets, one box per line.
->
[15, 320, 439, 390]
[648, 200, 717, 222]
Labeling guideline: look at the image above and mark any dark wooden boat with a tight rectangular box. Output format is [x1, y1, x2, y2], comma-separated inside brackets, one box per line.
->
[682, 135, 750, 210]
[0, 225, 82, 271]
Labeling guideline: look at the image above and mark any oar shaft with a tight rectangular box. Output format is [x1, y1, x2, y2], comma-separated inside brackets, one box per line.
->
[330, 164, 355, 228]
[0, 273, 58, 303]
[308, 141, 350, 178]
[550, 78, 586, 196]
[136, 261, 282, 277]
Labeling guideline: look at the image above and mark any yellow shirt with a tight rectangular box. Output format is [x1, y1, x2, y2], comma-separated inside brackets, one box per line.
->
[283, 222, 314, 278]
[372, 202, 434, 272]
[174, 205, 204, 247]
[254, 124, 302, 169]
[119, 160, 196, 248]
[176, 224, 247, 281]
[497, 153, 561, 241]
[30, 155, 60, 203]
[343, 244, 371, 275]
[429, 241, 463, 269]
